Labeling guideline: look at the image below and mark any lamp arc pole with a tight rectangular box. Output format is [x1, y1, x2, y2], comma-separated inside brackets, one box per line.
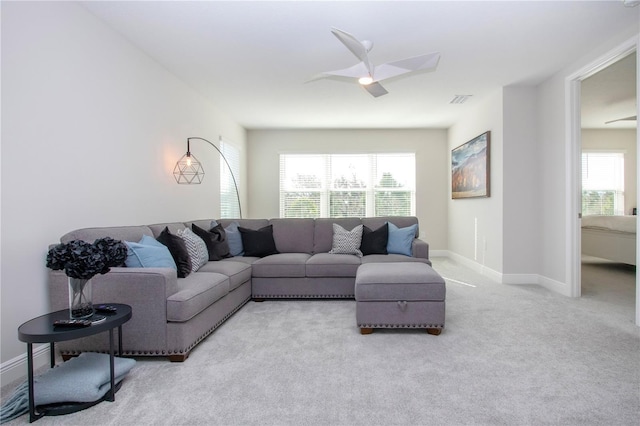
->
[173, 136, 242, 218]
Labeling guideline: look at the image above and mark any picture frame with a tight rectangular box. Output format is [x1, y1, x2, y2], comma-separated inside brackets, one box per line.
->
[451, 131, 490, 199]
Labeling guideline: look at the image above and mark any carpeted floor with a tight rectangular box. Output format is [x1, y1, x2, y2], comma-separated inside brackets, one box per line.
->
[2, 257, 638, 425]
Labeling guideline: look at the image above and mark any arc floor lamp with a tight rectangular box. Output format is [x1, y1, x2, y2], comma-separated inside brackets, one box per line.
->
[173, 137, 242, 218]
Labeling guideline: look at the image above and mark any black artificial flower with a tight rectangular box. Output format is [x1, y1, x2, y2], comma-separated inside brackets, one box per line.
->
[93, 237, 128, 268]
[46, 238, 128, 279]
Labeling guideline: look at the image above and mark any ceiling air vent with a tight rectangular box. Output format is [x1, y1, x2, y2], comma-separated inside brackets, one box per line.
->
[450, 95, 472, 104]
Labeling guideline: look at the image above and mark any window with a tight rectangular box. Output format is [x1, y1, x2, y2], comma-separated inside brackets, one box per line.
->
[220, 139, 241, 218]
[279, 153, 415, 218]
[581, 151, 624, 216]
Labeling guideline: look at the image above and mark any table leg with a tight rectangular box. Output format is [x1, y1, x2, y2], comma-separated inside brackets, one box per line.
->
[26, 343, 43, 422]
[108, 328, 115, 402]
[49, 343, 55, 368]
[118, 325, 123, 355]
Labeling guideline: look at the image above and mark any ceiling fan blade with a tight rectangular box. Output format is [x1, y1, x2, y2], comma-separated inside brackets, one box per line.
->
[605, 115, 637, 124]
[331, 28, 368, 61]
[363, 82, 388, 97]
[373, 52, 441, 81]
[309, 61, 369, 82]
[331, 28, 374, 74]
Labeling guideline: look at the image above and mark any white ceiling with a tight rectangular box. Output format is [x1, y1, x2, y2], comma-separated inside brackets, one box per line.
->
[82, 1, 639, 130]
[581, 52, 637, 129]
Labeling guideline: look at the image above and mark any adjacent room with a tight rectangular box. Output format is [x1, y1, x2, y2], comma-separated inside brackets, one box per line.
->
[1, 1, 639, 425]
[580, 52, 637, 312]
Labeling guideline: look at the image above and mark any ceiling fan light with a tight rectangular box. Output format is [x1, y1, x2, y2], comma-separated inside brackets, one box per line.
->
[358, 76, 373, 86]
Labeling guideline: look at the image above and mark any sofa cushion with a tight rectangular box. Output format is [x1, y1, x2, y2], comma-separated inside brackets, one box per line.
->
[216, 219, 270, 256]
[156, 227, 192, 278]
[217, 219, 270, 230]
[178, 228, 209, 273]
[124, 236, 177, 270]
[269, 218, 315, 254]
[313, 218, 362, 254]
[61, 226, 154, 244]
[305, 253, 361, 277]
[198, 259, 252, 291]
[329, 224, 363, 257]
[223, 256, 261, 265]
[148, 222, 186, 238]
[360, 223, 388, 255]
[166, 272, 229, 322]
[192, 223, 231, 261]
[223, 221, 244, 256]
[387, 223, 418, 256]
[362, 254, 430, 265]
[362, 216, 419, 236]
[251, 253, 311, 278]
[239, 225, 279, 258]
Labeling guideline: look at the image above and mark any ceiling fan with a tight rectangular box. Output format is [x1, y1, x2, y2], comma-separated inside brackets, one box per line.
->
[309, 28, 440, 97]
[605, 115, 637, 124]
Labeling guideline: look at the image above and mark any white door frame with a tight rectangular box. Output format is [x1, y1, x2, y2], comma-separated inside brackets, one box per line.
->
[565, 35, 639, 326]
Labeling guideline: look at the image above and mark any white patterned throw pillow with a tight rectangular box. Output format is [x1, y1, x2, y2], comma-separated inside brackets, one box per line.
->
[178, 228, 209, 272]
[328, 224, 363, 257]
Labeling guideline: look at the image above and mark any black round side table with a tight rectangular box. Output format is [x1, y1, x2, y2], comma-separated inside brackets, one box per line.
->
[18, 304, 132, 423]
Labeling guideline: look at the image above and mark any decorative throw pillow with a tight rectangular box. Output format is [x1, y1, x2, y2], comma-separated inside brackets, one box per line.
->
[156, 227, 192, 278]
[387, 222, 417, 256]
[360, 223, 389, 255]
[30, 352, 136, 405]
[124, 236, 177, 271]
[238, 225, 279, 258]
[177, 227, 209, 273]
[329, 224, 363, 257]
[192, 223, 231, 261]
[223, 221, 244, 257]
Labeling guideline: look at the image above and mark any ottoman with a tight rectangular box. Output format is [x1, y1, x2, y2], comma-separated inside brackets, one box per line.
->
[355, 262, 446, 335]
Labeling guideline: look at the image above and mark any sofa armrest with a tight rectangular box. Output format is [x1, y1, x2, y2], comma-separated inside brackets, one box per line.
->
[48, 267, 179, 354]
[50, 267, 180, 322]
[412, 238, 429, 260]
[49, 267, 179, 313]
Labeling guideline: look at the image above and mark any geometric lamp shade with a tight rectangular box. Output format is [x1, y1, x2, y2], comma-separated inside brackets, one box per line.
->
[173, 136, 242, 217]
[173, 153, 205, 184]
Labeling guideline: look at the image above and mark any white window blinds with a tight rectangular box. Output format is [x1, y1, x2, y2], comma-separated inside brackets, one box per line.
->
[581, 151, 625, 216]
[280, 153, 415, 218]
[220, 139, 241, 219]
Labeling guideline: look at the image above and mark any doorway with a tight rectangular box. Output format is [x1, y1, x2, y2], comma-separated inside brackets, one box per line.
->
[580, 53, 637, 315]
[566, 37, 639, 326]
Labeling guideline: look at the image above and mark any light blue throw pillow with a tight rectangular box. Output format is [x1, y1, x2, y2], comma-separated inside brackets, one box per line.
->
[387, 222, 417, 256]
[223, 221, 244, 256]
[140, 235, 165, 248]
[125, 235, 177, 270]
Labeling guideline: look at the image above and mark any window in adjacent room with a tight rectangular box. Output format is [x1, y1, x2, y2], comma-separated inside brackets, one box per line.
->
[279, 153, 415, 218]
[581, 151, 625, 216]
[220, 139, 241, 218]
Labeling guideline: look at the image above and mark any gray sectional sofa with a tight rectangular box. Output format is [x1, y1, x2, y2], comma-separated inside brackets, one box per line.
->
[48, 217, 430, 361]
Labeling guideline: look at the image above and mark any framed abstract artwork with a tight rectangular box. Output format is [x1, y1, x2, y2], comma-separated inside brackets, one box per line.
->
[451, 131, 490, 199]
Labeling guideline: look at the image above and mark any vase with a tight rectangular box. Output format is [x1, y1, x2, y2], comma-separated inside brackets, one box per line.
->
[68, 277, 94, 319]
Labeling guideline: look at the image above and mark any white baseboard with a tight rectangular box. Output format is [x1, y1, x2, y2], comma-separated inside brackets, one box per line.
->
[432, 250, 572, 296]
[441, 250, 503, 282]
[538, 275, 572, 297]
[501, 274, 539, 285]
[1, 344, 50, 387]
